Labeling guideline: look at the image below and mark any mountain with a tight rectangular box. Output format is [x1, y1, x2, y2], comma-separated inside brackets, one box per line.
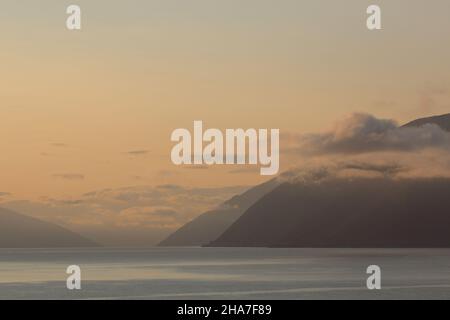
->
[163, 113, 450, 248]
[403, 113, 450, 131]
[207, 177, 450, 248]
[0, 208, 97, 248]
[158, 178, 279, 246]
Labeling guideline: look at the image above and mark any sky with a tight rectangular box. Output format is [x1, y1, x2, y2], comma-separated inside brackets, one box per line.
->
[1, 0, 450, 244]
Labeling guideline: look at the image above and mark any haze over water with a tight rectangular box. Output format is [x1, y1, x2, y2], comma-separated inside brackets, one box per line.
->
[1, 247, 450, 299]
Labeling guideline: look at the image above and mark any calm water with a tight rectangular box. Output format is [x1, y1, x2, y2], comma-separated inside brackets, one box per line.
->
[1, 247, 450, 299]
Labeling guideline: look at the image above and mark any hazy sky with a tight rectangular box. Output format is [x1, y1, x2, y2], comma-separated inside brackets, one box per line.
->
[1, 0, 450, 201]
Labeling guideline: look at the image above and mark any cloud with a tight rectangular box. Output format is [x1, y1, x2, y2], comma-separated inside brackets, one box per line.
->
[156, 170, 178, 178]
[1, 184, 248, 246]
[339, 161, 406, 177]
[53, 174, 85, 180]
[52, 199, 84, 205]
[184, 165, 209, 170]
[0, 192, 11, 202]
[118, 206, 179, 228]
[281, 145, 450, 186]
[293, 113, 450, 155]
[156, 184, 184, 191]
[50, 143, 68, 147]
[228, 167, 261, 174]
[125, 150, 149, 156]
[279, 161, 407, 185]
[280, 112, 450, 181]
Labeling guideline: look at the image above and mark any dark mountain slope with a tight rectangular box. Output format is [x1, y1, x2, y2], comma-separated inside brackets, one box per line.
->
[208, 178, 450, 248]
[158, 178, 279, 246]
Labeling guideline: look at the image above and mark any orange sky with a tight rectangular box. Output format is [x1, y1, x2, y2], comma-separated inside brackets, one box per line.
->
[1, 0, 450, 200]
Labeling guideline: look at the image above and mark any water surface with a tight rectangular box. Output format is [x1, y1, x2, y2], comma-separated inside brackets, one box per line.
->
[1, 247, 449, 299]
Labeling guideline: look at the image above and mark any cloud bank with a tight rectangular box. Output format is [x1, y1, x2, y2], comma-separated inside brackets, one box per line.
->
[2, 184, 248, 246]
[281, 112, 450, 182]
[294, 113, 450, 155]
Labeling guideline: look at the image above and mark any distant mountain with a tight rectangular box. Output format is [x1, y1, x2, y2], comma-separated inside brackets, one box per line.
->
[207, 178, 450, 248]
[158, 179, 279, 247]
[0, 208, 97, 248]
[403, 113, 450, 131]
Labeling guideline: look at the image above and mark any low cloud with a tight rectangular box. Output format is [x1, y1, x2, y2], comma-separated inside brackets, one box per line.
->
[184, 165, 209, 170]
[0, 192, 11, 202]
[293, 113, 450, 155]
[125, 150, 149, 156]
[156, 184, 184, 191]
[1, 184, 248, 246]
[118, 206, 179, 228]
[228, 167, 261, 174]
[339, 161, 406, 177]
[53, 174, 85, 180]
[279, 161, 405, 185]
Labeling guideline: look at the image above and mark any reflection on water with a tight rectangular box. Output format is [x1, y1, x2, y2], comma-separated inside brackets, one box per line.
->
[1, 247, 450, 299]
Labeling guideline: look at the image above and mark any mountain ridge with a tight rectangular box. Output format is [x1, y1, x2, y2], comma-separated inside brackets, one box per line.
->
[0, 207, 97, 248]
[403, 113, 450, 131]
